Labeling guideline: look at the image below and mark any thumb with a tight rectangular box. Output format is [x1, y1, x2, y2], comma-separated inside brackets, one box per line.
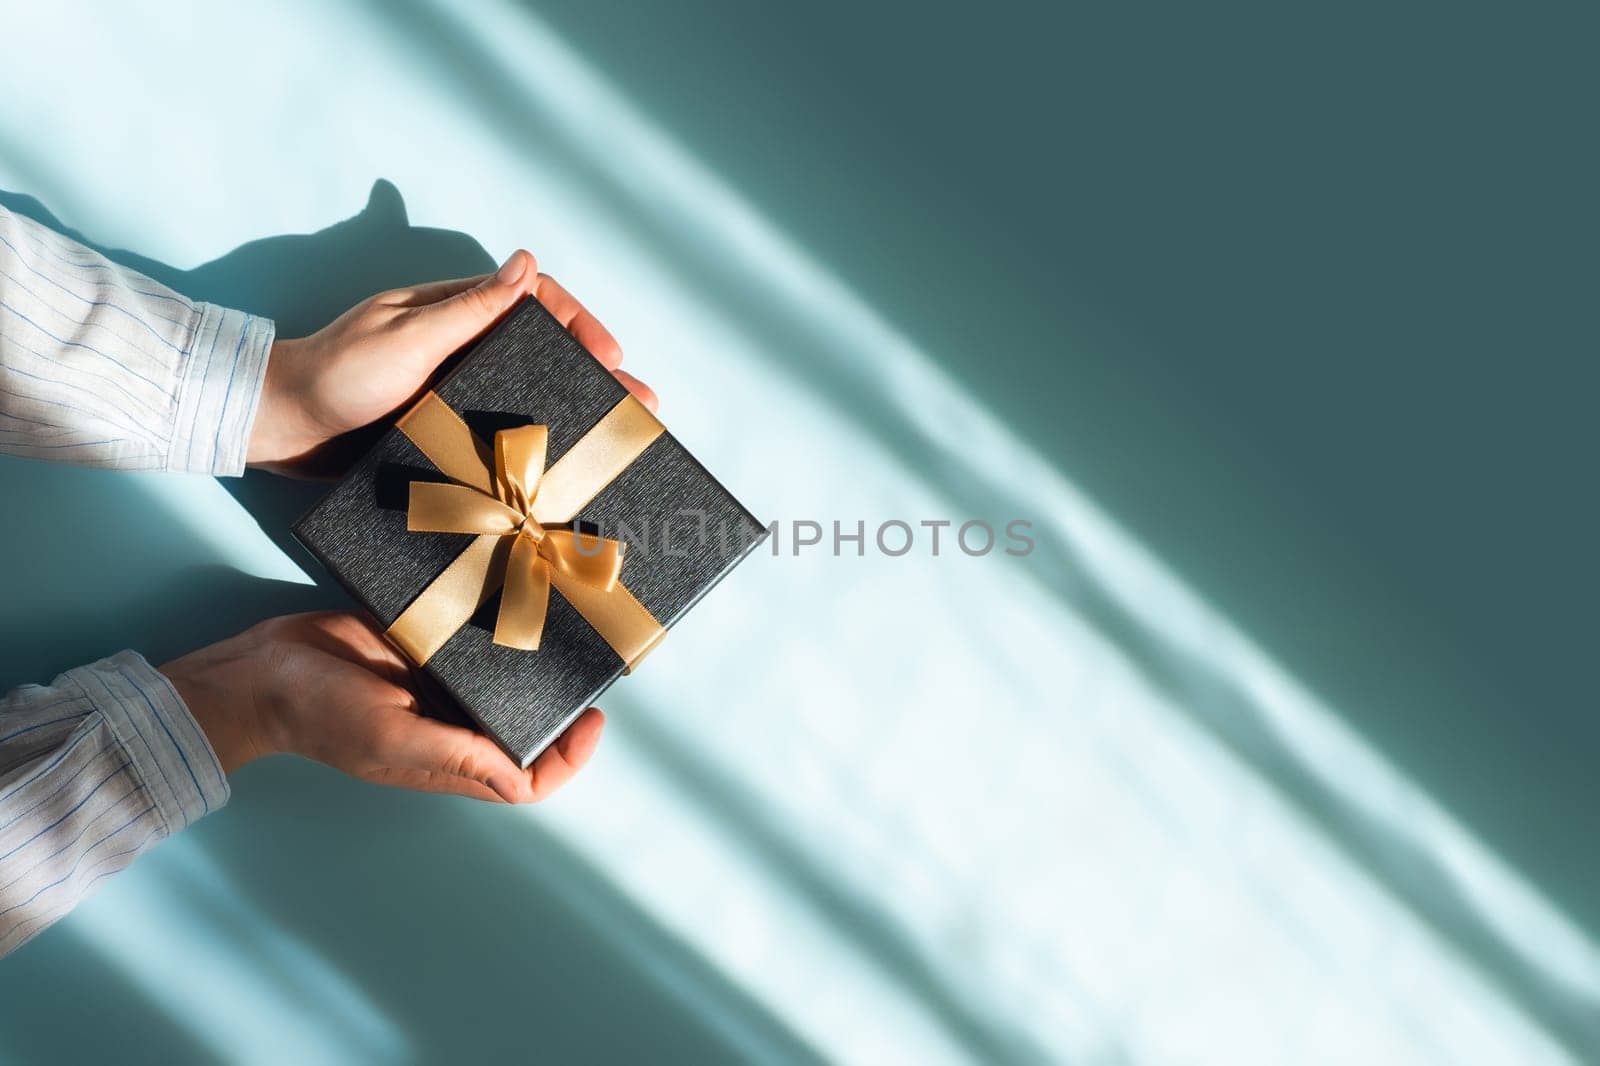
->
[408, 249, 535, 353]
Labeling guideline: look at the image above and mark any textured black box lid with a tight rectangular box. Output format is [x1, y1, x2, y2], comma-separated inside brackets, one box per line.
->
[293, 297, 766, 766]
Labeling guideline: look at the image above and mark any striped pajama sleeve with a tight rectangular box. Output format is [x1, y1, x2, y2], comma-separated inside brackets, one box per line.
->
[0, 652, 229, 955]
[0, 204, 268, 954]
[0, 202, 275, 473]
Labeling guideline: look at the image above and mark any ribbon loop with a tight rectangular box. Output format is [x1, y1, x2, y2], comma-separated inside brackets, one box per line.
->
[495, 423, 548, 514]
[407, 482, 522, 535]
[540, 529, 625, 591]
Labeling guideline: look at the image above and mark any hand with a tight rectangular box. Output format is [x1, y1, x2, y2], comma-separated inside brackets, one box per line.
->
[160, 612, 603, 803]
[246, 250, 658, 475]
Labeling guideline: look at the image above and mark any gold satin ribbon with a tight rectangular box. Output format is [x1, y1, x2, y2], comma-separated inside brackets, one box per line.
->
[384, 391, 666, 671]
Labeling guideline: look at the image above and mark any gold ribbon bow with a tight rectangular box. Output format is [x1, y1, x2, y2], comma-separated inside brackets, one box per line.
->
[384, 391, 667, 670]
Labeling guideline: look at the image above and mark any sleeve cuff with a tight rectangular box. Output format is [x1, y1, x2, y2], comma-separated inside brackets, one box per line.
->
[60, 651, 231, 835]
[167, 303, 276, 476]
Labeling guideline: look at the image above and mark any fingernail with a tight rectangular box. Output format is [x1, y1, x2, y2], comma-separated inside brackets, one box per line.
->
[495, 253, 523, 285]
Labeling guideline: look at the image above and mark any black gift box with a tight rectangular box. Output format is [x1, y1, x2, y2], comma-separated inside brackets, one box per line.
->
[293, 297, 766, 766]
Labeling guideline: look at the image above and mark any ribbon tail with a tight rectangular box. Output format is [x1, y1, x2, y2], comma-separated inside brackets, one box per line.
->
[386, 534, 510, 665]
[494, 535, 551, 651]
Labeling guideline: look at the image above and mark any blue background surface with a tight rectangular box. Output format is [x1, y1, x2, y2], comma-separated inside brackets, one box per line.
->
[0, 2, 1594, 1062]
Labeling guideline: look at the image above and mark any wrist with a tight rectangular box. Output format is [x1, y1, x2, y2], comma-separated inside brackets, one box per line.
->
[158, 641, 278, 774]
[246, 337, 319, 468]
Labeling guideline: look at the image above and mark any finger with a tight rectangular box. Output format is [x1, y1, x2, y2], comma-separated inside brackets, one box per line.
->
[373, 711, 529, 803]
[365, 766, 508, 803]
[612, 370, 658, 413]
[384, 272, 492, 308]
[402, 249, 538, 363]
[535, 274, 623, 370]
[526, 708, 606, 802]
[388, 247, 540, 307]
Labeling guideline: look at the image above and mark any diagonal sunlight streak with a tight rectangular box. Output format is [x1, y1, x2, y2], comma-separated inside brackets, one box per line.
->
[63, 837, 405, 1063]
[0, 1, 1593, 1061]
[385, 0, 1600, 1058]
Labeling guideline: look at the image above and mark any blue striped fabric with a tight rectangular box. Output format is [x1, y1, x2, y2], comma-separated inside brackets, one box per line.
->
[0, 205, 260, 953]
[0, 653, 229, 955]
[0, 204, 274, 473]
